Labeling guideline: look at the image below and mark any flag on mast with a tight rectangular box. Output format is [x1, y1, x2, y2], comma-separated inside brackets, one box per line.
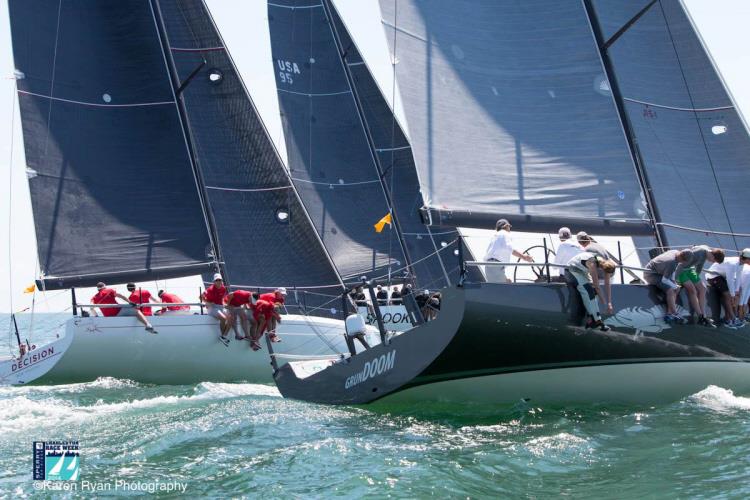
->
[374, 213, 392, 233]
[23, 284, 36, 294]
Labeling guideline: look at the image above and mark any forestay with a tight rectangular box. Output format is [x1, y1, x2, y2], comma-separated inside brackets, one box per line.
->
[379, 0, 652, 235]
[156, 0, 345, 310]
[591, 0, 750, 250]
[268, 0, 410, 282]
[9, 0, 215, 290]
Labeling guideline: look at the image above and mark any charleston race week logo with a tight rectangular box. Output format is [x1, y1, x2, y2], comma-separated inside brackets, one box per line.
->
[33, 441, 80, 481]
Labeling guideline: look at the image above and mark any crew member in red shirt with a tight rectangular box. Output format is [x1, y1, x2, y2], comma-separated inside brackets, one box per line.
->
[224, 289, 258, 340]
[259, 287, 286, 342]
[201, 273, 230, 339]
[126, 283, 156, 316]
[90, 282, 156, 333]
[250, 299, 282, 350]
[156, 290, 191, 315]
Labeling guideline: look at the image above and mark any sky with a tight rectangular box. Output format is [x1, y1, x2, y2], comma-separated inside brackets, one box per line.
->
[0, 0, 749, 313]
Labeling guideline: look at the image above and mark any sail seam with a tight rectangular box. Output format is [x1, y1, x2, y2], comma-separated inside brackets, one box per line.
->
[17, 90, 175, 108]
[655, 222, 750, 238]
[622, 97, 733, 113]
[381, 20, 426, 42]
[277, 88, 351, 97]
[206, 185, 291, 192]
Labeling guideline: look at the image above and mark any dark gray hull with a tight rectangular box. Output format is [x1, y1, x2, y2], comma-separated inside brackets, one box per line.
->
[274, 283, 750, 405]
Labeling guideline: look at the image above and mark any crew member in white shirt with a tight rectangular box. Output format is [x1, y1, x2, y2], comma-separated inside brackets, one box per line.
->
[483, 218, 533, 283]
[552, 227, 582, 282]
[705, 248, 750, 328]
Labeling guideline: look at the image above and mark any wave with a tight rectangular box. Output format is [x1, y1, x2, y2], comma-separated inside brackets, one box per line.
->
[689, 385, 750, 412]
[0, 381, 280, 434]
[0, 377, 141, 396]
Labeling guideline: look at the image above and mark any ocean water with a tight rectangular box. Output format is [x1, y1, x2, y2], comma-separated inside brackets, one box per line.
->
[2, 314, 750, 498]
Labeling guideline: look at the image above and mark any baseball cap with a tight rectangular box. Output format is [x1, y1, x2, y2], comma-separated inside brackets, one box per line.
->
[741, 248, 750, 259]
[558, 227, 571, 239]
[212, 273, 223, 281]
[496, 218, 511, 230]
[276, 287, 288, 295]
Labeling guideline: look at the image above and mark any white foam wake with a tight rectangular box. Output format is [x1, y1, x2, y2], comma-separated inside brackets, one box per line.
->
[0, 381, 280, 433]
[689, 385, 750, 411]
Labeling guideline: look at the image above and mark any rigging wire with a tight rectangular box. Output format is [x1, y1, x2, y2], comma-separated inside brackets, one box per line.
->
[6, 79, 17, 356]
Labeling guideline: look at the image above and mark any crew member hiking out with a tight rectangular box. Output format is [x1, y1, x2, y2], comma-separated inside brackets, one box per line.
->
[576, 232, 615, 314]
[201, 273, 230, 342]
[250, 299, 282, 351]
[91, 282, 157, 333]
[705, 251, 750, 329]
[565, 252, 617, 331]
[483, 218, 533, 283]
[259, 287, 286, 342]
[126, 283, 156, 316]
[225, 289, 258, 340]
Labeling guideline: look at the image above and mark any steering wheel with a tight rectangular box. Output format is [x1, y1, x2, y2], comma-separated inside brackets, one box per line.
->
[512, 244, 556, 283]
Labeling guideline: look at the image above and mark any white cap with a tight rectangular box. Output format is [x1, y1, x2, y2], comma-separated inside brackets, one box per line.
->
[558, 227, 571, 239]
[276, 287, 288, 295]
[741, 248, 750, 259]
[212, 273, 223, 281]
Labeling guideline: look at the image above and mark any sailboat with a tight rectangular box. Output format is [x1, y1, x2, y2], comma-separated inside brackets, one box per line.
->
[269, 0, 750, 405]
[1, 0, 394, 385]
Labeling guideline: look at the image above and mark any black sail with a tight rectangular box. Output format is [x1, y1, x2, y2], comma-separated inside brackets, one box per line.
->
[325, 1, 482, 288]
[155, 1, 344, 311]
[378, 0, 653, 236]
[268, 0, 411, 283]
[9, 0, 215, 289]
[591, 0, 750, 250]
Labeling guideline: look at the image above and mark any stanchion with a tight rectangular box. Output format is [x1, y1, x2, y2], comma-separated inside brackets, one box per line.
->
[617, 240, 625, 284]
[543, 238, 551, 283]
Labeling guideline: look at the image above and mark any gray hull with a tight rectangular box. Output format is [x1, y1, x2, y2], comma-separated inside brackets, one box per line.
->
[274, 283, 750, 405]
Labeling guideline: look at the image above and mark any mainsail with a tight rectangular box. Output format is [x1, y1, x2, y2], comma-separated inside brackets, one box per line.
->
[588, 0, 750, 250]
[9, 0, 216, 290]
[268, 0, 411, 282]
[378, 0, 654, 236]
[154, 0, 344, 306]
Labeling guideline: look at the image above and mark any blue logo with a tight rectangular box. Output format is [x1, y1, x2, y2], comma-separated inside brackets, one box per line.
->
[33, 441, 80, 481]
[617, 190, 625, 200]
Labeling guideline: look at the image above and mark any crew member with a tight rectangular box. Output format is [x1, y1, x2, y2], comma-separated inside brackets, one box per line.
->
[483, 218, 533, 283]
[390, 286, 402, 305]
[566, 252, 616, 331]
[201, 273, 230, 339]
[706, 250, 750, 328]
[644, 249, 691, 323]
[156, 290, 191, 315]
[376, 285, 389, 306]
[259, 287, 286, 340]
[250, 299, 282, 350]
[225, 289, 258, 340]
[576, 232, 615, 314]
[126, 283, 156, 316]
[91, 282, 156, 333]
[674, 245, 724, 327]
[552, 227, 582, 282]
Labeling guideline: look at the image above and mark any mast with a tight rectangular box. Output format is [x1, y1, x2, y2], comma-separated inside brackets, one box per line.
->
[321, 0, 416, 281]
[581, 0, 669, 249]
[148, 0, 227, 280]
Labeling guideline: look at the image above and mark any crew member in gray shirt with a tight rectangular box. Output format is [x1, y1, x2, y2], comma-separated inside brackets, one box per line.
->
[577, 232, 614, 314]
[644, 249, 692, 322]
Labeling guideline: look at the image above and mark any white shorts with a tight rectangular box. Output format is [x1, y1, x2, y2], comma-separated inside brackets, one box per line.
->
[485, 261, 507, 283]
[207, 304, 227, 319]
[116, 306, 138, 317]
[741, 267, 750, 304]
[159, 309, 191, 316]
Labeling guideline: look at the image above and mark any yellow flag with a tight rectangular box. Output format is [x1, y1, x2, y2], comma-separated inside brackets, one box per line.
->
[374, 213, 392, 233]
[23, 283, 36, 294]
